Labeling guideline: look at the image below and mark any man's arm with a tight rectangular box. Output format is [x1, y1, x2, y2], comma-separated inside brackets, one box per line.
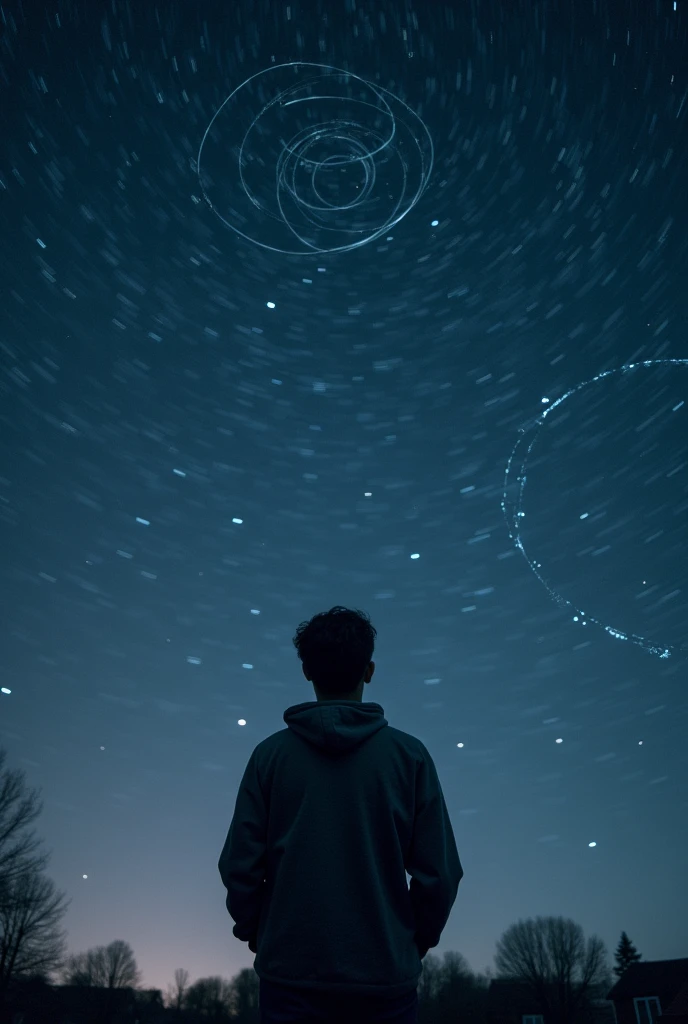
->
[218, 750, 268, 947]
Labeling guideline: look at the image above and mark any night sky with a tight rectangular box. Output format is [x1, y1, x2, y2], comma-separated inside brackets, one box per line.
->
[1, 0, 687, 997]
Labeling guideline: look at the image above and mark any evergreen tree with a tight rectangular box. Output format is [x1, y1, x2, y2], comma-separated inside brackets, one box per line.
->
[613, 932, 642, 979]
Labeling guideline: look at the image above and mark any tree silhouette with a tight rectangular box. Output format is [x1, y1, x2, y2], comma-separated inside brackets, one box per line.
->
[415, 951, 491, 1024]
[0, 863, 70, 996]
[184, 975, 235, 1021]
[61, 939, 141, 989]
[0, 749, 54, 911]
[494, 915, 610, 1024]
[0, 749, 71, 998]
[166, 966, 190, 1011]
[417, 951, 446, 1010]
[613, 931, 642, 979]
[227, 967, 260, 1021]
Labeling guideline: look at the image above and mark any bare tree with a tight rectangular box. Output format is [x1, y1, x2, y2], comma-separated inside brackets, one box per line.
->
[434, 951, 490, 1018]
[185, 975, 235, 1021]
[61, 939, 141, 989]
[228, 967, 260, 1020]
[494, 916, 609, 1024]
[417, 951, 490, 1024]
[417, 951, 446, 1010]
[60, 949, 95, 986]
[0, 862, 70, 996]
[0, 750, 71, 997]
[0, 750, 52, 910]
[165, 966, 190, 1011]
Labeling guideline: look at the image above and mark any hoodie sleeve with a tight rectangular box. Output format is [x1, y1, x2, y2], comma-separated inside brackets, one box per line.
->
[218, 748, 267, 944]
[406, 745, 463, 953]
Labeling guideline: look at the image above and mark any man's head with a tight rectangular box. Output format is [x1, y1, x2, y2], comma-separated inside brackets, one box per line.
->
[292, 605, 376, 702]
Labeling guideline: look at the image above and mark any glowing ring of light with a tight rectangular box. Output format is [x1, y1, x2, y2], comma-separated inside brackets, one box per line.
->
[502, 358, 688, 659]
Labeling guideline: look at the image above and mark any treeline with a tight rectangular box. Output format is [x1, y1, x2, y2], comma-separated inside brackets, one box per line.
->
[0, 749, 642, 1024]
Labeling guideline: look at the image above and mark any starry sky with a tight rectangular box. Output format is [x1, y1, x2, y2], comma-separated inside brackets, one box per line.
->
[1, 0, 687, 997]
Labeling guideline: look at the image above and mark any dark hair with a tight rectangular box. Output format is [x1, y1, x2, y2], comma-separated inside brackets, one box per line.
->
[292, 605, 377, 696]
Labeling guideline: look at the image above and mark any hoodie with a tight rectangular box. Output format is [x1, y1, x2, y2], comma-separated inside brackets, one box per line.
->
[218, 700, 463, 996]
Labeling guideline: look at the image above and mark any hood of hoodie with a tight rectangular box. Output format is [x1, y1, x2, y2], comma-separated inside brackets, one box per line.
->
[283, 700, 388, 756]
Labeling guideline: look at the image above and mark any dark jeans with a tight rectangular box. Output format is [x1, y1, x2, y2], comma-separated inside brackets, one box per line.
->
[259, 978, 419, 1024]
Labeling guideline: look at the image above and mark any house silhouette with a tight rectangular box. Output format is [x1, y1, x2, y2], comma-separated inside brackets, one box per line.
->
[606, 958, 688, 1024]
[486, 959, 688, 1024]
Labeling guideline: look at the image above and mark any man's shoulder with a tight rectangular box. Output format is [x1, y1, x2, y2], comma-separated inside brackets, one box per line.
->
[384, 724, 429, 758]
[255, 722, 429, 759]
